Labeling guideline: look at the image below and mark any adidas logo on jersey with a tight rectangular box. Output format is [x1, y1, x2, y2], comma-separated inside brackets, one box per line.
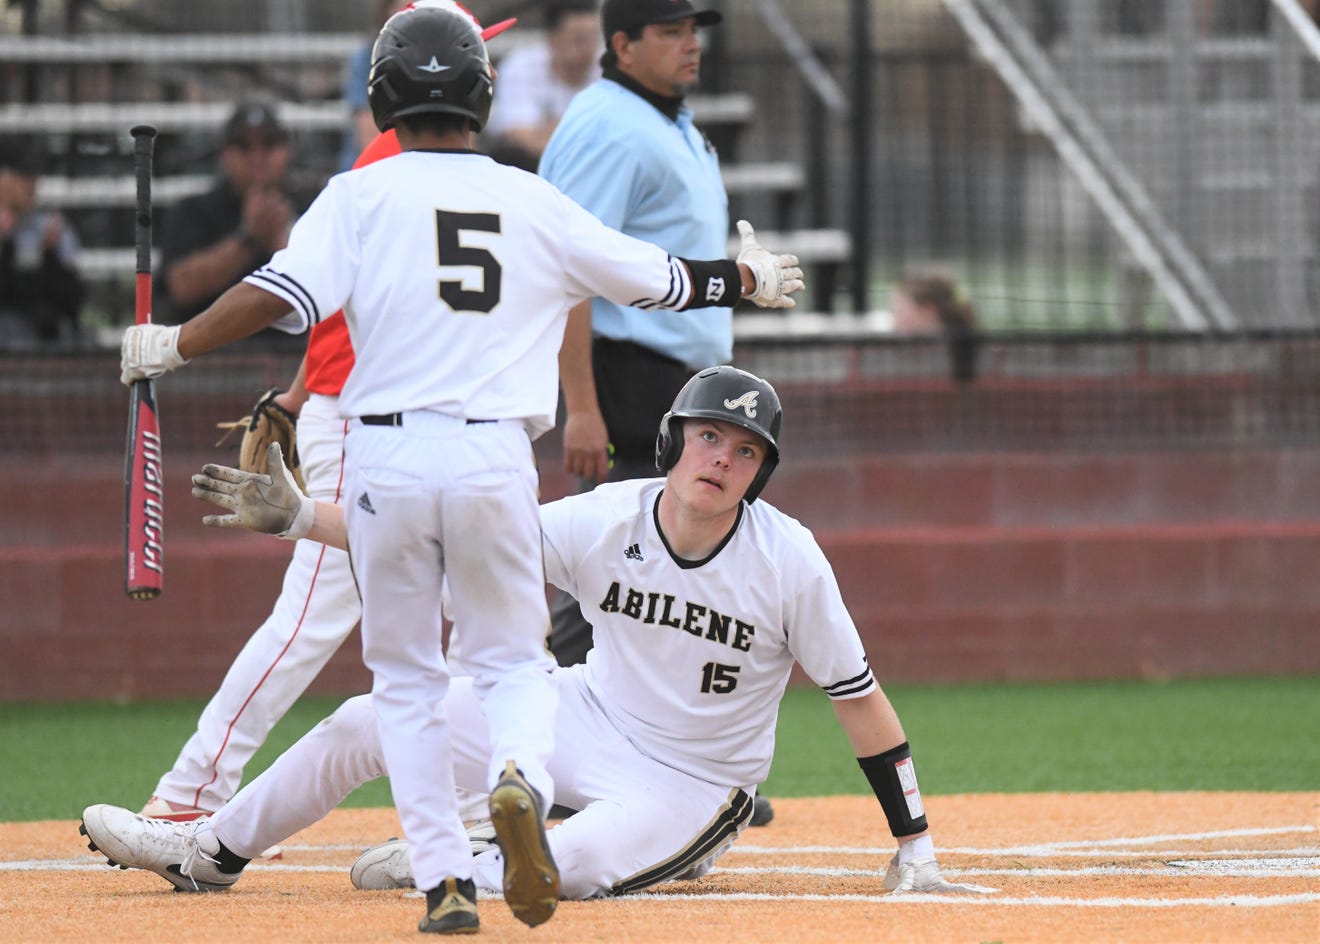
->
[624, 543, 644, 561]
[357, 492, 376, 515]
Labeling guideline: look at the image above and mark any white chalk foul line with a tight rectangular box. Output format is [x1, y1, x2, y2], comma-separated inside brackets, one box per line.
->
[626, 891, 1319, 908]
[0, 858, 348, 874]
[973, 824, 1319, 854]
[733, 826, 1319, 859]
[15, 861, 1315, 909]
[712, 860, 1320, 879]
[9, 859, 1319, 909]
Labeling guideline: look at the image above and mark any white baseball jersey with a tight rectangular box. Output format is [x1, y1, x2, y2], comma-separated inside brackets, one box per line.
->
[243, 150, 705, 438]
[541, 478, 878, 789]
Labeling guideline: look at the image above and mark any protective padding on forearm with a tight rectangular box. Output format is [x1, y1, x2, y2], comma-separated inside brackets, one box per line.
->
[858, 741, 930, 838]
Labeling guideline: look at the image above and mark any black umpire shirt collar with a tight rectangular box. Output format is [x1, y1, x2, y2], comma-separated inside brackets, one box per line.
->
[603, 67, 685, 122]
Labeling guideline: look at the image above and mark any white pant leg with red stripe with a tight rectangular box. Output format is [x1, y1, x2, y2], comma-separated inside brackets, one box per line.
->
[150, 393, 362, 813]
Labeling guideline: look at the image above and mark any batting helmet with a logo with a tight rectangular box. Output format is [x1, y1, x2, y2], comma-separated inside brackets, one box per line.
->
[655, 365, 782, 502]
[368, 2, 512, 133]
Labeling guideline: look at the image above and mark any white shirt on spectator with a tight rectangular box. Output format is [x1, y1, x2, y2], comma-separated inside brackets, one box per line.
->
[483, 43, 600, 141]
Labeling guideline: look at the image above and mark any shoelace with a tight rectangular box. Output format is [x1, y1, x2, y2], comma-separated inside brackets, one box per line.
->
[140, 816, 218, 892]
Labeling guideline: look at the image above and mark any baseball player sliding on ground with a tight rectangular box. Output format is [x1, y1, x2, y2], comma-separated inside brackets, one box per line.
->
[81, 367, 995, 909]
[110, 3, 803, 934]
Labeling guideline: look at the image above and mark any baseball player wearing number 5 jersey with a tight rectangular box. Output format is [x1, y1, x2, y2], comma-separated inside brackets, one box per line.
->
[82, 367, 993, 912]
[113, 2, 803, 934]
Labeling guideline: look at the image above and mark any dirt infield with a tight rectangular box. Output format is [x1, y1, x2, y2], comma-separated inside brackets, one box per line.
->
[2, 793, 1315, 943]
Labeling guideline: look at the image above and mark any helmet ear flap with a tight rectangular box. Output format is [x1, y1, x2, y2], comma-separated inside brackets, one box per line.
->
[368, 66, 403, 131]
[654, 414, 683, 473]
[743, 451, 778, 503]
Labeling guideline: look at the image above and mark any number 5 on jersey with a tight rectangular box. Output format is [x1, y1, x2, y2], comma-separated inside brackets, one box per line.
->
[435, 210, 502, 313]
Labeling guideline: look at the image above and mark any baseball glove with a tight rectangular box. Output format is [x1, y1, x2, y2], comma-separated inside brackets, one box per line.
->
[215, 388, 305, 492]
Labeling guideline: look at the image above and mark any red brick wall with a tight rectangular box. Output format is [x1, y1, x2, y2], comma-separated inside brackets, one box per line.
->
[3, 446, 1318, 702]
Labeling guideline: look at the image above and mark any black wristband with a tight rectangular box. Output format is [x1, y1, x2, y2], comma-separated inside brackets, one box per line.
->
[858, 741, 929, 838]
[678, 258, 743, 309]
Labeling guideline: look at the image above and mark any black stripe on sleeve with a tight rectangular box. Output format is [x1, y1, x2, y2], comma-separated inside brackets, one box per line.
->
[662, 257, 688, 307]
[822, 664, 877, 699]
[248, 268, 321, 325]
[627, 257, 694, 311]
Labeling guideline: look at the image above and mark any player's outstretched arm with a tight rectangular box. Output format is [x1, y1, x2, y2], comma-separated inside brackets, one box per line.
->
[831, 691, 997, 896]
[120, 283, 294, 386]
[191, 443, 347, 548]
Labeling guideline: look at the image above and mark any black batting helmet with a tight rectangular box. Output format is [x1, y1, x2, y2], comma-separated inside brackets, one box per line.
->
[655, 366, 782, 503]
[368, 3, 496, 133]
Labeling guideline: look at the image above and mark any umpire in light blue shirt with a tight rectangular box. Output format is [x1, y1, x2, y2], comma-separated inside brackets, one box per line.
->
[540, 0, 731, 501]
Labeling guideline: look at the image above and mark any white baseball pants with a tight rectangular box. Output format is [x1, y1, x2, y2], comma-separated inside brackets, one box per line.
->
[151, 393, 360, 812]
[343, 413, 558, 893]
[211, 668, 752, 899]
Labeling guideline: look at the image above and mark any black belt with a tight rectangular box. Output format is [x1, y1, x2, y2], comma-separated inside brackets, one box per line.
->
[361, 414, 495, 427]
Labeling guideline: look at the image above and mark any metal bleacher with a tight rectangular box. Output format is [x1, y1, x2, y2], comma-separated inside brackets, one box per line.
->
[3, 26, 851, 326]
[949, 0, 1320, 330]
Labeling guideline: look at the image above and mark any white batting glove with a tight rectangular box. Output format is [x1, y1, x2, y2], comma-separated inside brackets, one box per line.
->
[882, 854, 998, 896]
[191, 443, 314, 540]
[120, 323, 188, 385]
[736, 220, 805, 309]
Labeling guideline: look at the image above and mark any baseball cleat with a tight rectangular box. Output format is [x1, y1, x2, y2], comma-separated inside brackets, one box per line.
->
[419, 876, 480, 935]
[488, 761, 559, 927]
[351, 821, 500, 891]
[140, 795, 282, 860]
[466, 819, 498, 856]
[80, 803, 239, 892]
[750, 793, 775, 827]
[352, 838, 414, 891]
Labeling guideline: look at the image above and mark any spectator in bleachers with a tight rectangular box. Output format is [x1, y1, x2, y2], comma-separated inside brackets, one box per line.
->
[890, 270, 979, 384]
[0, 143, 83, 345]
[337, 0, 411, 173]
[157, 101, 310, 330]
[481, 0, 602, 172]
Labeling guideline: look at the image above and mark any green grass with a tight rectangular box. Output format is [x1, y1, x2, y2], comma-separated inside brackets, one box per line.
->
[1, 677, 1315, 822]
[766, 677, 1319, 796]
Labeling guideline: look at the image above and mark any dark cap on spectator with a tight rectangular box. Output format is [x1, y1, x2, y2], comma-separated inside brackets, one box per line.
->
[222, 101, 289, 146]
[602, 0, 721, 39]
